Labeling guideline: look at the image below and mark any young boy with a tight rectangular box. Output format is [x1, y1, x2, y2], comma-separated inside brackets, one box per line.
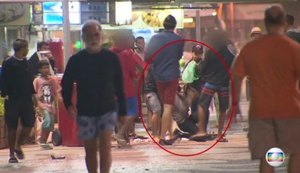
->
[33, 60, 60, 149]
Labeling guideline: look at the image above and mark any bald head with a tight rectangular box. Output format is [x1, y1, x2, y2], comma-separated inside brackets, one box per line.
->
[264, 6, 286, 30]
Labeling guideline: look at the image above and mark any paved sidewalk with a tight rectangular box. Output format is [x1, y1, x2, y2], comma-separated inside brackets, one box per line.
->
[0, 123, 288, 173]
[0, 100, 289, 173]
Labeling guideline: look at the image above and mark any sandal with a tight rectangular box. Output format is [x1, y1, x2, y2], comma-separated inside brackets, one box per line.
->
[189, 134, 210, 142]
[114, 135, 129, 147]
[218, 137, 228, 142]
[8, 156, 18, 163]
[158, 139, 173, 146]
[14, 149, 24, 160]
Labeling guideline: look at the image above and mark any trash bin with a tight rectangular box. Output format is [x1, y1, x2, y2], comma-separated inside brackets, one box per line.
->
[56, 75, 83, 147]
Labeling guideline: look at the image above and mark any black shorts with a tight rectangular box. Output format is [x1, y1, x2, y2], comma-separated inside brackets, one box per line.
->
[4, 97, 35, 129]
[198, 83, 229, 112]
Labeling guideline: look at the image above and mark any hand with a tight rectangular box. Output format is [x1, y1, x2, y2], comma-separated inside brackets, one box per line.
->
[228, 103, 242, 123]
[67, 105, 77, 119]
[44, 52, 53, 59]
[37, 116, 43, 122]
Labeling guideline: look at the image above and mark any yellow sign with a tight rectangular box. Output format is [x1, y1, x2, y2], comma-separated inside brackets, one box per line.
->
[132, 9, 184, 29]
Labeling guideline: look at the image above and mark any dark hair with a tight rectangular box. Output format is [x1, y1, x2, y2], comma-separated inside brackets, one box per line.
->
[37, 41, 49, 51]
[135, 36, 144, 42]
[13, 39, 28, 52]
[163, 15, 177, 30]
[192, 44, 203, 55]
[204, 29, 232, 51]
[286, 14, 294, 25]
[264, 6, 286, 29]
[38, 59, 50, 69]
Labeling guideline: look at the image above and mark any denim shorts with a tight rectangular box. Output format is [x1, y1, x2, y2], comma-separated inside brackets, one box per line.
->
[77, 111, 117, 140]
[126, 97, 138, 116]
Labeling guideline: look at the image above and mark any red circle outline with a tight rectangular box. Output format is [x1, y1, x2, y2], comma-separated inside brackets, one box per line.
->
[137, 39, 237, 157]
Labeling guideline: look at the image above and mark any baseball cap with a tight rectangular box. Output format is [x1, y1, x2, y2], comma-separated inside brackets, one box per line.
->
[192, 44, 204, 54]
[250, 27, 262, 36]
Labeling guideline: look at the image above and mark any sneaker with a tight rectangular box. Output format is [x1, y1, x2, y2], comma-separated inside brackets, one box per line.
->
[8, 156, 18, 163]
[40, 144, 53, 150]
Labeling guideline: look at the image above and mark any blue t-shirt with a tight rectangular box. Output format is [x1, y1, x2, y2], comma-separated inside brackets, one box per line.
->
[145, 30, 184, 82]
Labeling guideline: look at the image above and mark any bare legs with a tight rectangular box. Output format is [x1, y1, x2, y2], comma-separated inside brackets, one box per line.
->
[259, 158, 274, 173]
[84, 138, 98, 173]
[159, 104, 173, 140]
[151, 113, 161, 139]
[288, 154, 300, 173]
[7, 128, 17, 158]
[98, 131, 113, 173]
[7, 126, 32, 157]
[84, 131, 113, 173]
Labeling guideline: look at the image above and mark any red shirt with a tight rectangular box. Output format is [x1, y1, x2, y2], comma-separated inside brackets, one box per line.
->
[110, 47, 145, 98]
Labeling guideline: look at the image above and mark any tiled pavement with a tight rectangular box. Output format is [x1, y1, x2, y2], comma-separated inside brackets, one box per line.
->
[0, 100, 289, 173]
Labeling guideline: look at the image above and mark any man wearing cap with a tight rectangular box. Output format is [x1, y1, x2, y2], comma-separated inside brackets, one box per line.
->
[145, 15, 184, 145]
[250, 27, 263, 39]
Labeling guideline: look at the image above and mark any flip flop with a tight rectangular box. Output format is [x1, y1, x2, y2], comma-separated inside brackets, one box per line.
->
[8, 156, 18, 163]
[158, 139, 173, 146]
[189, 134, 210, 142]
[218, 137, 229, 142]
[14, 149, 24, 160]
[133, 135, 148, 140]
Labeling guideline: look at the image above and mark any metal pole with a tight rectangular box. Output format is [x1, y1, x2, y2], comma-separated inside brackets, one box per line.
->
[4, 27, 8, 44]
[230, 2, 235, 40]
[196, 10, 201, 41]
[62, 0, 71, 68]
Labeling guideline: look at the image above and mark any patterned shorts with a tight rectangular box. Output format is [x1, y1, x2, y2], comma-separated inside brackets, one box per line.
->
[198, 82, 229, 112]
[77, 111, 117, 140]
[144, 92, 162, 116]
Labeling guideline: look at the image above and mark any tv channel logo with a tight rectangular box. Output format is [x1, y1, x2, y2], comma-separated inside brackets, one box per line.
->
[266, 147, 285, 167]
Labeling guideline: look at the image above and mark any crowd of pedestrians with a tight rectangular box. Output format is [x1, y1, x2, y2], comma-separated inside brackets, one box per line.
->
[1, 5, 300, 173]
